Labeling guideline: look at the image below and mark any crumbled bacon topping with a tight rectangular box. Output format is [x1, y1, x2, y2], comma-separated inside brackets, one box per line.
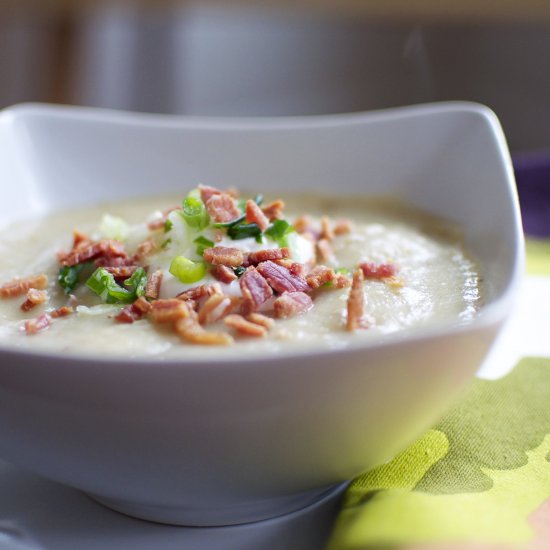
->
[150, 299, 191, 324]
[256, 261, 310, 294]
[205, 193, 240, 223]
[198, 184, 223, 203]
[247, 312, 274, 329]
[61, 239, 127, 267]
[211, 265, 237, 284]
[176, 283, 221, 302]
[246, 247, 290, 266]
[203, 246, 244, 267]
[316, 238, 335, 264]
[240, 267, 273, 312]
[359, 261, 397, 280]
[306, 265, 335, 289]
[147, 206, 181, 231]
[175, 317, 234, 346]
[245, 199, 270, 232]
[262, 200, 285, 221]
[320, 217, 334, 241]
[115, 296, 151, 324]
[24, 313, 51, 334]
[198, 293, 233, 325]
[20, 289, 49, 312]
[133, 238, 158, 263]
[145, 270, 163, 300]
[50, 306, 74, 318]
[104, 266, 138, 280]
[273, 291, 313, 319]
[333, 219, 353, 235]
[346, 269, 369, 331]
[224, 314, 267, 337]
[0, 274, 48, 298]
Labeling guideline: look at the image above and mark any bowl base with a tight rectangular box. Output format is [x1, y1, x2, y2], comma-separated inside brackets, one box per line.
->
[86, 482, 348, 527]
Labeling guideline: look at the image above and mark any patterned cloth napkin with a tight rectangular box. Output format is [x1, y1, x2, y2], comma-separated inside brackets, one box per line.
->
[327, 159, 550, 550]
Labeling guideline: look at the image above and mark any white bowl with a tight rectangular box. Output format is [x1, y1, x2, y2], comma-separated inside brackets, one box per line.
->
[0, 102, 522, 526]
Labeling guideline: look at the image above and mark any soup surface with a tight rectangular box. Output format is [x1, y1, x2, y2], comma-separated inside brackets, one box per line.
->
[0, 188, 482, 359]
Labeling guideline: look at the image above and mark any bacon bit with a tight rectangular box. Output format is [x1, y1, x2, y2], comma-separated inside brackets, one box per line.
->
[333, 219, 353, 235]
[175, 317, 234, 346]
[50, 306, 74, 318]
[245, 199, 270, 232]
[359, 262, 397, 280]
[247, 312, 274, 329]
[205, 193, 241, 224]
[62, 239, 127, 267]
[104, 266, 138, 279]
[72, 230, 90, 248]
[346, 269, 369, 331]
[211, 264, 238, 284]
[150, 299, 191, 324]
[198, 293, 232, 325]
[198, 184, 223, 203]
[176, 283, 221, 302]
[115, 305, 140, 324]
[320, 217, 334, 241]
[334, 272, 352, 288]
[256, 261, 310, 294]
[115, 296, 151, 323]
[20, 289, 49, 312]
[24, 313, 51, 334]
[224, 314, 267, 337]
[145, 270, 163, 300]
[133, 238, 158, 263]
[246, 247, 290, 266]
[262, 200, 285, 221]
[306, 265, 336, 289]
[273, 291, 313, 319]
[203, 246, 244, 267]
[293, 215, 313, 234]
[274, 260, 309, 278]
[214, 229, 224, 243]
[147, 206, 181, 231]
[240, 267, 273, 312]
[316, 238, 335, 264]
[133, 296, 152, 314]
[0, 274, 49, 299]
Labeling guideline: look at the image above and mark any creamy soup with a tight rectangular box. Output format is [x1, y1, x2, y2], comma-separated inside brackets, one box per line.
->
[0, 188, 482, 359]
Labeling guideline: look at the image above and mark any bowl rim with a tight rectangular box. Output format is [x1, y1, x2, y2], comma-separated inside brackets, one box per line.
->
[0, 101, 524, 367]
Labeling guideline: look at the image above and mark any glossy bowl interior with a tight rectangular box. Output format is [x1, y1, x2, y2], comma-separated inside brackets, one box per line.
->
[0, 102, 522, 525]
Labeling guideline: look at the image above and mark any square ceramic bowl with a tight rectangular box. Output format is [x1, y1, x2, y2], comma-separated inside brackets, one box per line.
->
[0, 102, 522, 526]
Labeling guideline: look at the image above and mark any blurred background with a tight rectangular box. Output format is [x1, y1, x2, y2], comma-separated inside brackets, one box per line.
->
[1, 0, 550, 152]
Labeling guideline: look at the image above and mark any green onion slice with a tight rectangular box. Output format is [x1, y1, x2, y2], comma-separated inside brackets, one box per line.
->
[233, 266, 246, 278]
[227, 223, 261, 240]
[86, 267, 147, 304]
[265, 219, 295, 247]
[169, 256, 206, 284]
[194, 235, 215, 256]
[164, 218, 173, 233]
[181, 197, 209, 230]
[58, 263, 90, 294]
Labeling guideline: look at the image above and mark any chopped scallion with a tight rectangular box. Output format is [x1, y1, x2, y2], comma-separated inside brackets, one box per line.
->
[164, 218, 173, 233]
[169, 256, 206, 284]
[194, 235, 215, 256]
[58, 263, 90, 294]
[233, 266, 246, 278]
[265, 219, 295, 247]
[181, 197, 209, 230]
[227, 223, 261, 240]
[86, 267, 147, 304]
